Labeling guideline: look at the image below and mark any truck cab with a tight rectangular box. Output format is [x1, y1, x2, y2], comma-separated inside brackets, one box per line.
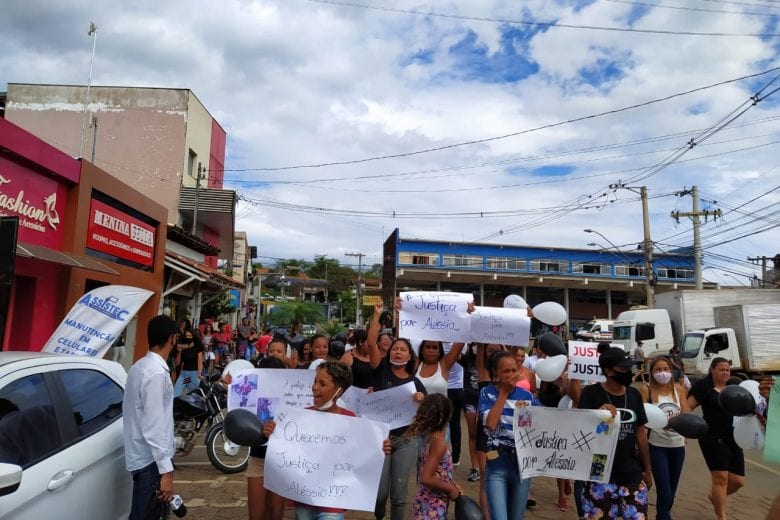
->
[611, 308, 674, 357]
[680, 328, 741, 378]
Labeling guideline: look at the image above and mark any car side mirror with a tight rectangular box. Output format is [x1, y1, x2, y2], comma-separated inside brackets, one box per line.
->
[0, 463, 23, 497]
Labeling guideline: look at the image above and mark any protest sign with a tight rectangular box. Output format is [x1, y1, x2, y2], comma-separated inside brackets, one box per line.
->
[568, 341, 606, 382]
[763, 380, 780, 463]
[398, 291, 473, 347]
[228, 369, 315, 421]
[470, 306, 530, 346]
[356, 382, 418, 430]
[265, 408, 389, 511]
[513, 406, 619, 482]
[43, 285, 153, 358]
[339, 385, 369, 414]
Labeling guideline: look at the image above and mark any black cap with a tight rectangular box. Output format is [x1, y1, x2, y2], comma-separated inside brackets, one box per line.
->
[599, 347, 634, 370]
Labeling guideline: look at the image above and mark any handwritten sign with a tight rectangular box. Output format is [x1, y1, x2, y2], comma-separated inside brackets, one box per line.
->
[763, 380, 780, 463]
[470, 306, 530, 347]
[399, 291, 473, 347]
[513, 406, 619, 482]
[265, 408, 389, 511]
[339, 385, 370, 414]
[228, 369, 315, 419]
[355, 382, 418, 431]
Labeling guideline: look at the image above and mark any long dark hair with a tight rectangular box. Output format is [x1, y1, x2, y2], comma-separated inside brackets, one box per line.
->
[489, 350, 515, 380]
[390, 338, 418, 376]
[405, 394, 452, 438]
[419, 340, 445, 363]
[706, 357, 731, 382]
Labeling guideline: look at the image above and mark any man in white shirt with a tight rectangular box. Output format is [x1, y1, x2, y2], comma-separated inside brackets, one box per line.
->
[123, 315, 178, 520]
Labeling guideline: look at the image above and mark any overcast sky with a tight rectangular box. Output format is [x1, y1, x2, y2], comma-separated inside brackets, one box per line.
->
[2, 0, 779, 284]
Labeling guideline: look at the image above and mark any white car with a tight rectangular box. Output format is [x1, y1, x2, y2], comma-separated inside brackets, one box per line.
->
[0, 352, 131, 519]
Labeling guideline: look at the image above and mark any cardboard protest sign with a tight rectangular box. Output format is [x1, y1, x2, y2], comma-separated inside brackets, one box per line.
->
[43, 285, 153, 358]
[264, 408, 389, 511]
[470, 306, 530, 347]
[398, 291, 473, 348]
[355, 382, 418, 430]
[513, 406, 620, 482]
[763, 380, 780, 463]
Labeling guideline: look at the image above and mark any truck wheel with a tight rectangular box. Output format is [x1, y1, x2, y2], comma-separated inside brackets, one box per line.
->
[205, 423, 250, 474]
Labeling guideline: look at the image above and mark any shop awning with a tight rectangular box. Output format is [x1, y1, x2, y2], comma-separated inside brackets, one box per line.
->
[16, 242, 119, 275]
[163, 251, 243, 297]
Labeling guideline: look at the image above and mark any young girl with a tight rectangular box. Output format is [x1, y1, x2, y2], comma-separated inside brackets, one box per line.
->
[407, 394, 462, 520]
[639, 356, 689, 520]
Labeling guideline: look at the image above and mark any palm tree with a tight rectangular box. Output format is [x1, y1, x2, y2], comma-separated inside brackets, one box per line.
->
[318, 319, 346, 338]
[267, 301, 324, 334]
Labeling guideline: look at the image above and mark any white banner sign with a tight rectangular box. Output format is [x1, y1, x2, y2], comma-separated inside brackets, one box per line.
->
[228, 369, 315, 418]
[399, 291, 473, 347]
[42, 285, 153, 358]
[513, 406, 620, 482]
[567, 341, 625, 382]
[470, 306, 530, 346]
[265, 408, 389, 511]
[355, 382, 418, 431]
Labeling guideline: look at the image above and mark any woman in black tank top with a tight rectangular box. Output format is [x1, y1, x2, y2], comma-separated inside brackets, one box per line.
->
[340, 328, 374, 388]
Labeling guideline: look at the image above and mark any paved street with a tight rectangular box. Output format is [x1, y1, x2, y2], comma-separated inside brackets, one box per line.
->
[174, 417, 778, 519]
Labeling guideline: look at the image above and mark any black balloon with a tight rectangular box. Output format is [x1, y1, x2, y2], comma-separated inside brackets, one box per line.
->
[455, 495, 485, 520]
[537, 332, 567, 357]
[668, 413, 708, 439]
[223, 409, 264, 446]
[718, 385, 756, 416]
[289, 334, 306, 349]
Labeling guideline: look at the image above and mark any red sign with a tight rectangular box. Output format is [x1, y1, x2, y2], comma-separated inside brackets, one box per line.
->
[0, 155, 68, 248]
[86, 199, 156, 267]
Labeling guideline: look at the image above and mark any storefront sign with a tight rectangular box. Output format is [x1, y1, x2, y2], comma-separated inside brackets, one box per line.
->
[0, 156, 67, 247]
[86, 199, 155, 267]
[42, 285, 153, 357]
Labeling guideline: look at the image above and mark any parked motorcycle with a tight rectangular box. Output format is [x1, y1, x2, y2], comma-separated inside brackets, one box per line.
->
[173, 372, 250, 474]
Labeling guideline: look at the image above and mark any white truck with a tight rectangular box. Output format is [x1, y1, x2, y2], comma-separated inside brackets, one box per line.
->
[611, 308, 674, 357]
[680, 303, 780, 379]
[575, 320, 614, 342]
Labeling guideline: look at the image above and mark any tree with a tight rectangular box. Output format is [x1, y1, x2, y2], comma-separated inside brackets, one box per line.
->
[363, 263, 383, 279]
[317, 318, 346, 338]
[305, 255, 357, 300]
[337, 289, 356, 324]
[267, 301, 325, 333]
[200, 291, 238, 323]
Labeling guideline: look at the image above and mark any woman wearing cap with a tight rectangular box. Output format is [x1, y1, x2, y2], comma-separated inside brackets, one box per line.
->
[578, 347, 652, 520]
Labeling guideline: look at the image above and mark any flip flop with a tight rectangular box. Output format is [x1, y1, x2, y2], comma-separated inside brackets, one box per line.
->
[556, 498, 569, 512]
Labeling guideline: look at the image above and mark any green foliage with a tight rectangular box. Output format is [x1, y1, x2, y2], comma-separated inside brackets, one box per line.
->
[317, 318, 346, 337]
[304, 255, 358, 299]
[267, 300, 325, 333]
[338, 289, 356, 324]
[200, 291, 237, 322]
[363, 263, 383, 279]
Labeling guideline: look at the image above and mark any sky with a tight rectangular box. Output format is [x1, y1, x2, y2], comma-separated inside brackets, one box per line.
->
[2, 0, 779, 285]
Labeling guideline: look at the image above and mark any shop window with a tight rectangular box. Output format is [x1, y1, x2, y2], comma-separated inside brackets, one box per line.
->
[442, 255, 483, 268]
[486, 257, 526, 270]
[398, 252, 440, 266]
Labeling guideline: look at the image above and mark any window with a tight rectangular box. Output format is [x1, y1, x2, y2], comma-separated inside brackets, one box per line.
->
[572, 262, 610, 275]
[0, 374, 61, 468]
[486, 257, 526, 270]
[442, 255, 482, 268]
[398, 252, 440, 266]
[59, 370, 123, 438]
[657, 267, 694, 280]
[615, 264, 645, 276]
[529, 259, 565, 272]
[187, 149, 197, 179]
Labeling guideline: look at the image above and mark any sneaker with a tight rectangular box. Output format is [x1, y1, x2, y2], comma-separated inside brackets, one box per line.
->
[467, 468, 480, 482]
[452, 460, 460, 466]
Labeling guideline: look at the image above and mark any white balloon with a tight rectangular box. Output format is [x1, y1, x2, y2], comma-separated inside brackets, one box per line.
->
[535, 354, 568, 382]
[739, 380, 761, 405]
[733, 415, 764, 451]
[503, 294, 528, 309]
[223, 359, 254, 377]
[309, 358, 326, 370]
[558, 395, 573, 409]
[643, 403, 669, 430]
[532, 301, 567, 326]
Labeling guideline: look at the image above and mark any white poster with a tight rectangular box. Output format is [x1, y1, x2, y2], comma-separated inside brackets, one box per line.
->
[339, 385, 370, 414]
[470, 306, 530, 347]
[42, 285, 153, 358]
[264, 408, 389, 511]
[398, 291, 473, 347]
[356, 382, 418, 431]
[513, 406, 620, 483]
[568, 341, 606, 382]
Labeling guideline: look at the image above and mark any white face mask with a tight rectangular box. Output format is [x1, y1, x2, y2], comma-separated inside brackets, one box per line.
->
[653, 371, 673, 385]
[316, 387, 343, 411]
[390, 358, 409, 367]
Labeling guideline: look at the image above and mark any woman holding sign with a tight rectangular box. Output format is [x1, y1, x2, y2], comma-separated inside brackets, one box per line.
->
[368, 301, 426, 520]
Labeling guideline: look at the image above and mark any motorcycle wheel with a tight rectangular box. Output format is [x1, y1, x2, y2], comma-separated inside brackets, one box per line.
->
[205, 423, 250, 474]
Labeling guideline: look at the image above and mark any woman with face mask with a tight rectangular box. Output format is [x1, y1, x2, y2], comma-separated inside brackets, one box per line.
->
[639, 357, 690, 520]
[367, 301, 426, 520]
[578, 347, 652, 520]
[173, 329, 204, 397]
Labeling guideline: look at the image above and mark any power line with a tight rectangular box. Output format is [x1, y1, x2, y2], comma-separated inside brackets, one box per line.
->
[604, 0, 778, 16]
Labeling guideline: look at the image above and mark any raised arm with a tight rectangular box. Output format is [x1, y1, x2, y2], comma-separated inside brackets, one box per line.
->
[476, 344, 489, 381]
[442, 343, 465, 374]
[367, 301, 385, 369]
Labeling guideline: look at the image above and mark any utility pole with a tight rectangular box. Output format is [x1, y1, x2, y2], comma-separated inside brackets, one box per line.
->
[89, 114, 98, 162]
[191, 163, 203, 234]
[611, 182, 655, 305]
[747, 256, 770, 288]
[345, 252, 365, 325]
[79, 22, 98, 159]
[671, 186, 722, 290]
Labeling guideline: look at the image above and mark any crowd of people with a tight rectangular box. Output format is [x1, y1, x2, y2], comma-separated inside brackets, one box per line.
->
[127, 303, 775, 520]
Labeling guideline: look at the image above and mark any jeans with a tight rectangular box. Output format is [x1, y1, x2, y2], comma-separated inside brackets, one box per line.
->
[245, 344, 256, 360]
[375, 435, 418, 520]
[448, 389, 464, 464]
[650, 445, 686, 520]
[295, 507, 344, 520]
[174, 370, 200, 397]
[484, 449, 530, 520]
[129, 462, 168, 520]
[574, 480, 585, 517]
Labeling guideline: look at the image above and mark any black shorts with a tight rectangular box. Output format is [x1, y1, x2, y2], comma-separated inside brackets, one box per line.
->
[476, 412, 489, 452]
[698, 436, 745, 476]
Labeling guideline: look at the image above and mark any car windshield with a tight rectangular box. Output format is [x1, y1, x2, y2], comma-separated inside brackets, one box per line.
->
[681, 333, 703, 358]
[613, 326, 631, 340]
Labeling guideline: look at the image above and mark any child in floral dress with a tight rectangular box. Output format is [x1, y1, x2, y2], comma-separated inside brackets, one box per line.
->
[407, 394, 463, 519]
